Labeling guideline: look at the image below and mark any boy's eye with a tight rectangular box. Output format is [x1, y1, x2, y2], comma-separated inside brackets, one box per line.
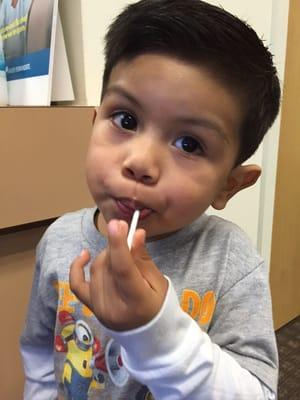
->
[174, 136, 203, 155]
[111, 111, 137, 131]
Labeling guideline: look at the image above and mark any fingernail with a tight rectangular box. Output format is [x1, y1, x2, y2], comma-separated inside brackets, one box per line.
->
[80, 249, 86, 257]
[108, 219, 120, 236]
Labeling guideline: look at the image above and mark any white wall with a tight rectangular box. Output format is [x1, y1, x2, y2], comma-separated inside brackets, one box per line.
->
[80, 0, 135, 105]
[258, 0, 289, 266]
[59, 0, 137, 105]
[59, 0, 289, 260]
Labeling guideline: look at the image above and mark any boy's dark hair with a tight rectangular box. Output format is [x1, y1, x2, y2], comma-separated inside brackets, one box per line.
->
[102, 0, 281, 165]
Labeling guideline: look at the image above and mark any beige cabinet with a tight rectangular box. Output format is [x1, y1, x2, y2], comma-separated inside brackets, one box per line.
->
[0, 107, 94, 229]
[0, 106, 94, 399]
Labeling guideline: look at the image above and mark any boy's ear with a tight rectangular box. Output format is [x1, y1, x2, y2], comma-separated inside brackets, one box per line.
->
[92, 107, 99, 125]
[211, 164, 261, 210]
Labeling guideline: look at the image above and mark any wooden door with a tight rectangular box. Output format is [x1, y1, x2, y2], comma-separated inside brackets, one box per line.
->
[270, 0, 300, 329]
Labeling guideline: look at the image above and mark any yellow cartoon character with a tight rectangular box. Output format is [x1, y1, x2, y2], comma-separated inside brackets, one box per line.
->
[55, 310, 106, 399]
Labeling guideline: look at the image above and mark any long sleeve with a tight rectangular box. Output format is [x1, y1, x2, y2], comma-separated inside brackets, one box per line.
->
[106, 278, 276, 400]
[20, 238, 58, 400]
[20, 344, 56, 400]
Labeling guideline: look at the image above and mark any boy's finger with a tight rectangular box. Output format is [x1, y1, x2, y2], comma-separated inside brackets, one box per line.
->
[132, 229, 168, 294]
[131, 228, 151, 258]
[107, 219, 147, 297]
[69, 249, 92, 309]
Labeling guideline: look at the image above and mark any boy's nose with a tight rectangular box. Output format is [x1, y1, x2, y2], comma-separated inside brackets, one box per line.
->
[122, 145, 160, 185]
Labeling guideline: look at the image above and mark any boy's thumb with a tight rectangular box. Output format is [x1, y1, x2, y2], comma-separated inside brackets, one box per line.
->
[131, 229, 150, 259]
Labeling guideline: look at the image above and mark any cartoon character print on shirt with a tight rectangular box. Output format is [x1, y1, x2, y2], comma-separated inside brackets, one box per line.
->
[136, 386, 154, 399]
[181, 289, 216, 327]
[55, 310, 129, 399]
[54, 280, 216, 399]
[55, 310, 106, 399]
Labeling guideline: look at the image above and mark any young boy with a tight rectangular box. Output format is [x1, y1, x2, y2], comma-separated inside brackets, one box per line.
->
[20, 0, 281, 399]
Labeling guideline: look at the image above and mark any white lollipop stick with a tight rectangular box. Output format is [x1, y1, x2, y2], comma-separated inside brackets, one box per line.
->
[127, 210, 140, 250]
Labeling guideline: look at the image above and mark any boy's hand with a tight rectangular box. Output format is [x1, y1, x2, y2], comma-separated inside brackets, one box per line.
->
[70, 220, 168, 331]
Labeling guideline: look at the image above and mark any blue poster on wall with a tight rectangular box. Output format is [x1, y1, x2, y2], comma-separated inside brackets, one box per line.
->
[0, 0, 58, 105]
[0, 30, 8, 105]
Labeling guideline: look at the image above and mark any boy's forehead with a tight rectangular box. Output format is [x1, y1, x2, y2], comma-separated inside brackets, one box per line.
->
[106, 54, 242, 142]
[109, 54, 205, 89]
[108, 54, 240, 107]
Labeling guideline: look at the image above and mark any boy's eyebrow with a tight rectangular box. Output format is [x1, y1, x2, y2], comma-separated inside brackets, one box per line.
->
[105, 85, 228, 143]
[104, 85, 143, 110]
[174, 116, 229, 143]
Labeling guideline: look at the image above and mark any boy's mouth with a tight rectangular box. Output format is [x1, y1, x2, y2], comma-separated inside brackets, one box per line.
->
[116, 198, 153, 220]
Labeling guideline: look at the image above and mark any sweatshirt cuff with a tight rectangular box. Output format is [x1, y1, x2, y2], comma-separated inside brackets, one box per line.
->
[104, 277, 201, 373]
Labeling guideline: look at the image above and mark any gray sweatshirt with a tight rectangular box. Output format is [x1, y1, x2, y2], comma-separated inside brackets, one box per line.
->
[20, 207, 278, 399]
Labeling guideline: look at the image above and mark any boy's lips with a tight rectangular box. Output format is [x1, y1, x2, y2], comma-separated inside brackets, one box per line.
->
[116, 198, 153, 219]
